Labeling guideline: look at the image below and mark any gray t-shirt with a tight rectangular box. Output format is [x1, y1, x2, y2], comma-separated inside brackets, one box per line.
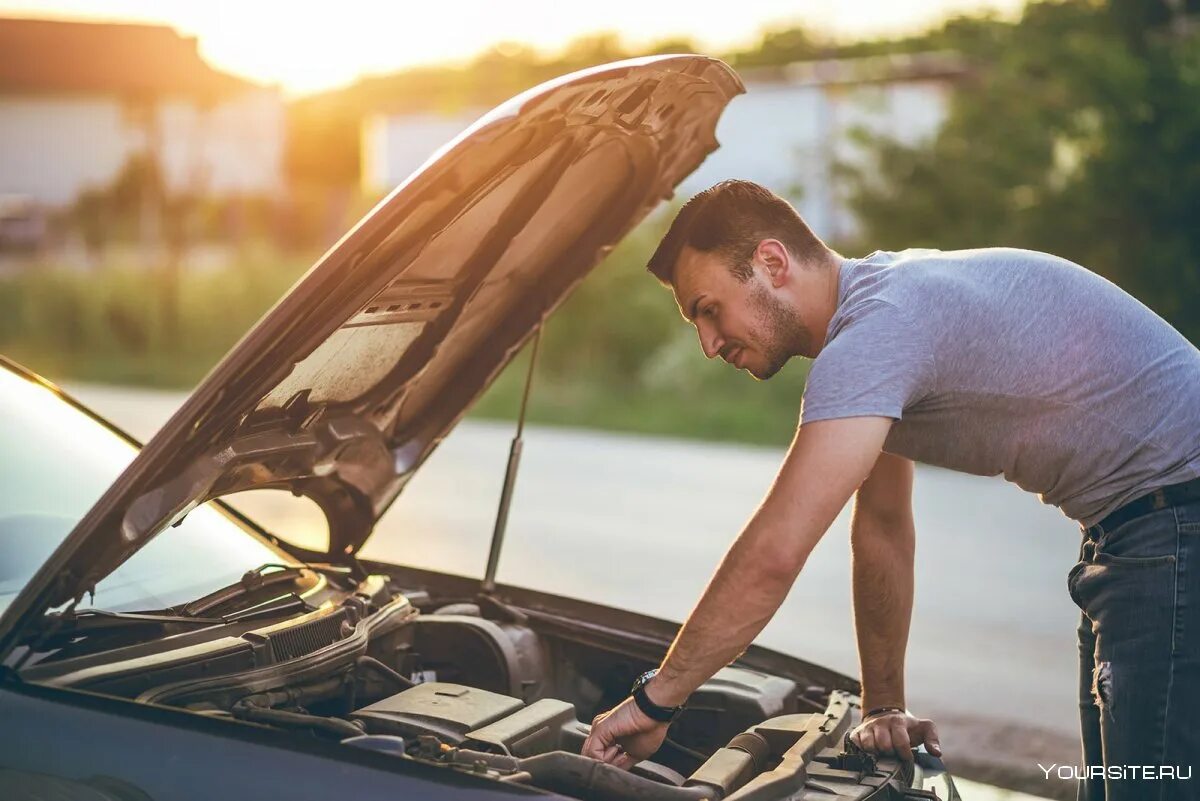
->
[799, 247, 1200, 527]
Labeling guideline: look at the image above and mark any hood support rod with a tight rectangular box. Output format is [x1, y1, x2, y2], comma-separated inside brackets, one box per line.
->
[482, 327, 542, 594]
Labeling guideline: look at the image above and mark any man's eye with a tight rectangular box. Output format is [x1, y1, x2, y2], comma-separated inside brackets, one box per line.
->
[703, 306, 717, 319]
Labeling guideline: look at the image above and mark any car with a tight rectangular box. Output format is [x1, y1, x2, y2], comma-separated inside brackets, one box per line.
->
[0, 55, 960, 801]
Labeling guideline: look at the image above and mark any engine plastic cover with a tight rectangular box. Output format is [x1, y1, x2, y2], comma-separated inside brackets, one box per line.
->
[351, 682, 523, 743]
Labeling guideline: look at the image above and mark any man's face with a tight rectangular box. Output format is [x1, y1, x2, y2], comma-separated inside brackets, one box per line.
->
[671, 244, 809, 380]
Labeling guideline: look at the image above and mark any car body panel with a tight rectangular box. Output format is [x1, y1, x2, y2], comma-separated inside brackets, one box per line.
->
[0, 680, 552, 800]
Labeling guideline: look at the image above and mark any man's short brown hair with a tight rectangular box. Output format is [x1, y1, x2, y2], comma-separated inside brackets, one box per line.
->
[647, 179, 826, 285]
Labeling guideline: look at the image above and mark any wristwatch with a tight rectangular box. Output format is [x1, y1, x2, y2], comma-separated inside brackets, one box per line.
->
[630, 669, 685, 724]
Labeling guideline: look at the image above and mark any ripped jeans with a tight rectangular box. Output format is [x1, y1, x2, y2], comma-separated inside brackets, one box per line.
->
[1069, 498, 1200, 801]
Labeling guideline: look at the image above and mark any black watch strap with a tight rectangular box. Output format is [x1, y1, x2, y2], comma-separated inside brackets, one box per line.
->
[864, 705, 905, 720]
[630, 669, 684, 723]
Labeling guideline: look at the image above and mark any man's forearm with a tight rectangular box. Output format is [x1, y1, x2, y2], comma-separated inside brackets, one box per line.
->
[850, 511, 915, 711]
[647, 510, 808, 706]
[646, 417, 894, 710]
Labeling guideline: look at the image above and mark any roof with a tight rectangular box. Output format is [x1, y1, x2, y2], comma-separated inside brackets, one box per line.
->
[0, 16, 253, 99]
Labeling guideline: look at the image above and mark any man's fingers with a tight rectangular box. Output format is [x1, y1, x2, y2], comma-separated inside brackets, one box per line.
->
[853, 714, 942, 761]
[858, 726, 876, 754]
[914, 719, 943, 757]
[581, 700, 668, 767]
[874, 725, 894, 756]
[889, 719, 913, 762]
[582, 719, 613, 761]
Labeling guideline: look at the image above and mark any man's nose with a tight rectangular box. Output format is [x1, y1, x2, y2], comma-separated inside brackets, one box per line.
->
[699, 324, 724, 360]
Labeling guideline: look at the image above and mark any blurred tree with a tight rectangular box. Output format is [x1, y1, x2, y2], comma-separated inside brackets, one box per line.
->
[558, 33, 627, 72]
[729, 26, 822, 68]
[841, 0, 1200, 343]
[71, 189, 112, 267]
[286, 95, 362, 187]
[467, 42, 545, 106]
[645, 37, 701, 55]
[537, 212, 679, 384]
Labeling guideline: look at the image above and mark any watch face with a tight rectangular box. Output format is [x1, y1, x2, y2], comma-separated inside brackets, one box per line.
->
[631, 669, 657, 694]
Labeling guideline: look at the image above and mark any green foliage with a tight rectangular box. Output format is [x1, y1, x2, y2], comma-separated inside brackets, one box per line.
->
[727, 27, 822, 68]
[840, 0, 1200, 343]
[471, 211, 812, 446]
[0, 252, 307, 387]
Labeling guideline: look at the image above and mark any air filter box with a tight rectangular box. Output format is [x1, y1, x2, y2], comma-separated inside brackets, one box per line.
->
[351, 682, 523, 743]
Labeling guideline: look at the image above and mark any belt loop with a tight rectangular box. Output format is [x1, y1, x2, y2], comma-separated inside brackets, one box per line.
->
[1152, 488, 1168, 510]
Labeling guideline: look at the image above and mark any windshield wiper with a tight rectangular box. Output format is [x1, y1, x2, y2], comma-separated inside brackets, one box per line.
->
[10, 565, 326, 668]
[180, 563, 324, 618]
[29, 592, 314, 649]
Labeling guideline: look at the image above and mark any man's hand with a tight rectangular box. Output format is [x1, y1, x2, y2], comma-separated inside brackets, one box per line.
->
[580, 697, 669, 770]
[849, 710, 942, 761]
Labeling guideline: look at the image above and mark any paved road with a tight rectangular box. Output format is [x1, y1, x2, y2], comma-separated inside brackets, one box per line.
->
[71, 383, 1084, 796]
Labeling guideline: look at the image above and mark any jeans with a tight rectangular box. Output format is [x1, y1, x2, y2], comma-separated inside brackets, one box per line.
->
[1068, 498, 1200, 801]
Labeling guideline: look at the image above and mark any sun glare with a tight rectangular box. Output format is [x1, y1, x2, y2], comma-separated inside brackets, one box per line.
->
[1, 0, 1025, 95]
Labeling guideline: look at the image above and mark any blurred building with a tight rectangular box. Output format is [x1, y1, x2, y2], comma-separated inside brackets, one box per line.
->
[360, 109, 488, 199]
[686, 51, 966, 241]
[359, 51, 966, 242]
[0, 17, 285, 210]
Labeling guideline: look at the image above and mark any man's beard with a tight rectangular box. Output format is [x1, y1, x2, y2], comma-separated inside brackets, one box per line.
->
[746, 281, 808, 380]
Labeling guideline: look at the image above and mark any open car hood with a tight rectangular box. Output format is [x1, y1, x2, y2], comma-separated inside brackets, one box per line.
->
[2, 55, 743, 630]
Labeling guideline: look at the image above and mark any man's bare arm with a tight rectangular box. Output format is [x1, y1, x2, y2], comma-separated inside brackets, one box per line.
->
[645, 416, 894, 707]
[850, 452, 915, 713]
[847, 453, 941, 759]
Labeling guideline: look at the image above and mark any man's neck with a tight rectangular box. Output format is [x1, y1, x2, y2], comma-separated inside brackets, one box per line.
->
[807, 256, 844, 356]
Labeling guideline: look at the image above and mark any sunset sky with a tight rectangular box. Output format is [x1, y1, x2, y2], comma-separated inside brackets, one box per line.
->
[1, 0, 1025, 95]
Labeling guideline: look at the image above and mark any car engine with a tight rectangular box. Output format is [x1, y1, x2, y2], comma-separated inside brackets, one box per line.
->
[33, 578, 946, 801]
[341, 676, 885, 801]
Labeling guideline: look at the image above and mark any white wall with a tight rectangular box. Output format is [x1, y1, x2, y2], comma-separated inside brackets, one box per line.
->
[0, 90, 285, 207]
[683, 78, 953, 240]
[360, 109, 487, 196]
[157, 88, 285, 197]
[0, 96, 133, 206]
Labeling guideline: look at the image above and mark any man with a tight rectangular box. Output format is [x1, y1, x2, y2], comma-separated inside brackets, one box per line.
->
[580, 179, 1200, 800]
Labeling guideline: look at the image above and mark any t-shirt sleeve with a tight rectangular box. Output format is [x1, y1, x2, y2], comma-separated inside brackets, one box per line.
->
[800, 299, 935, 424]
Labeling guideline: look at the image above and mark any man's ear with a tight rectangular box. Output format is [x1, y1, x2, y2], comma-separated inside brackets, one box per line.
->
[756, 239, 790, 287]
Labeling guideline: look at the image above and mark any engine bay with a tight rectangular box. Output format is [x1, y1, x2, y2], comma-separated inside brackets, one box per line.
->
[25, 571, 947, 801]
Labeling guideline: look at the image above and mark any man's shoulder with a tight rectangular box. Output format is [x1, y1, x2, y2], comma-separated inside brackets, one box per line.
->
[854, 245, 1068, 272]
[841, 246, 1079, 310]
[836, 249, 945, 315]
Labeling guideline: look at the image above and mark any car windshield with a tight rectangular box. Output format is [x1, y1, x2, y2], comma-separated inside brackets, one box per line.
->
[0, 365, 285, 616]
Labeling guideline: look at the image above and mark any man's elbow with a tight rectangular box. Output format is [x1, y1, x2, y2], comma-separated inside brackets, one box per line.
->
[851, 476, 914, 533]
[754, 538, 810, 585]
[851, 507, 912, 539]
[849, 509, 915, 566]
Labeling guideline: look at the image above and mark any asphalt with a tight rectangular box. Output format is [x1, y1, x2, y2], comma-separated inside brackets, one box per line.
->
[68, 382, 1085, 799]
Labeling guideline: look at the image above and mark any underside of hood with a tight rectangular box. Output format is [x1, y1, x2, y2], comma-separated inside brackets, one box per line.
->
[2, 56, 743, 632]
